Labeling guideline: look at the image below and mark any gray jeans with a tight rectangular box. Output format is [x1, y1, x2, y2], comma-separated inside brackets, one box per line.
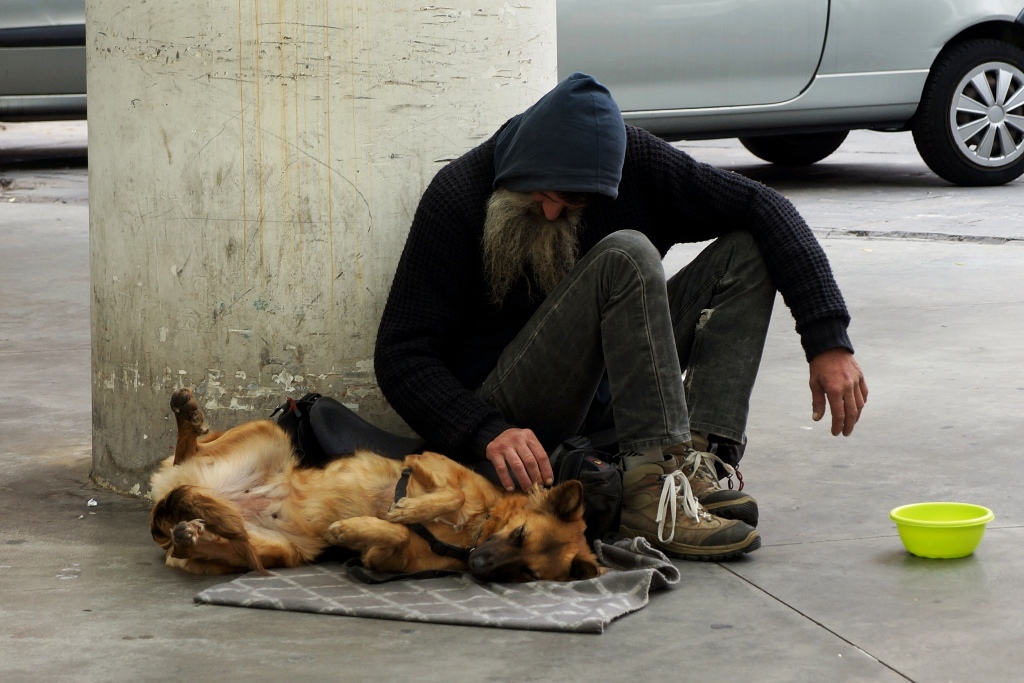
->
[476, 229, 776, 453]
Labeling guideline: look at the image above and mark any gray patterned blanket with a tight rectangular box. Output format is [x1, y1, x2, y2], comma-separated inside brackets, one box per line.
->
[194, 537, 680, 633]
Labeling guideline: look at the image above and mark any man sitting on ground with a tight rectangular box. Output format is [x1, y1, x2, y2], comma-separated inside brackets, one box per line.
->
[374, 73, 868, 560]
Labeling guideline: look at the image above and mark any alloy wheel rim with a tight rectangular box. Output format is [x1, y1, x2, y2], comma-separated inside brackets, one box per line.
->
[949, 60, 1024, 168]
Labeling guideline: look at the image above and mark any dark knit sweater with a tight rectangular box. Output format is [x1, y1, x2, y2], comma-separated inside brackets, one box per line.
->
[375, 124, 853, 463]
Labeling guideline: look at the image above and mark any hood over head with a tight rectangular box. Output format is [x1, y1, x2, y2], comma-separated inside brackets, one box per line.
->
[493, 73, 626, 200]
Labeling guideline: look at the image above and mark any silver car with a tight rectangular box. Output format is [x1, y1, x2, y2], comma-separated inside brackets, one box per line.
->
[559, 0, 1024, 186]
[0, 0, 86, 121]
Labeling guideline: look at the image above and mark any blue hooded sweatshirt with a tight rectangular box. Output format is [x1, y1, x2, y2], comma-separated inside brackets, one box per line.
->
[492, 72, 626, 199]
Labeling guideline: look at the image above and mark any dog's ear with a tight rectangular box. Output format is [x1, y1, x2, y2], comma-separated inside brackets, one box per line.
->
[542, 480, 585, 522]
[570, 554, 602, 581]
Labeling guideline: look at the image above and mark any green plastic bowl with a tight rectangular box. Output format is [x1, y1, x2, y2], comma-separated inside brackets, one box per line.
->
[890, 502, 994, 559]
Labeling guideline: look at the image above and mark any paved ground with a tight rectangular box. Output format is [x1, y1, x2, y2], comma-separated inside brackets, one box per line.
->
[2, 122, 1023, 682]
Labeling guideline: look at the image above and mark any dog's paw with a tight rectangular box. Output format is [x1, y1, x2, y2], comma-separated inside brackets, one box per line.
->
[324, 520, 356, 546]
[385, 497, 416, 523]
[169, 387, 194, 414]
[170, 388, 208, 435]
[171, 519, 205, 555]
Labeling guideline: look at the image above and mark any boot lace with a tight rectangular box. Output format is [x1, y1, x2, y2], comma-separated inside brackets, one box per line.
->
[679, 449, 743, 491]
[656, 470, 712, 543]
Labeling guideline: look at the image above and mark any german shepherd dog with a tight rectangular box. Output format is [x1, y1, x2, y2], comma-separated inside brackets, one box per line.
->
[149, 389, 602, 582]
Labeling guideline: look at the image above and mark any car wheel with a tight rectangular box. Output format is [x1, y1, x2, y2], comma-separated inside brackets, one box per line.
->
[912, 39, 1024, 186]
[738, 131, 849, 166]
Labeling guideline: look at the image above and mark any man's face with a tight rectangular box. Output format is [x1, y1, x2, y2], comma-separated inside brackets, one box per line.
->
[482, 188, 584, 305]
[529, 191, 589, 221]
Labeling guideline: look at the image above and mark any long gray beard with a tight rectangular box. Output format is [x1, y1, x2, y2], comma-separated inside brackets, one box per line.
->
[482, 188, 582, 306]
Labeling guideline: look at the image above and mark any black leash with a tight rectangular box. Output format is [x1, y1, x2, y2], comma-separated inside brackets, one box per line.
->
[394, 468, 473, 562]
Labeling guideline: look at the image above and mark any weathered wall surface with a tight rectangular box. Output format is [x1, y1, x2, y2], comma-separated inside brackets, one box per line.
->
[86, 2, 556, 494]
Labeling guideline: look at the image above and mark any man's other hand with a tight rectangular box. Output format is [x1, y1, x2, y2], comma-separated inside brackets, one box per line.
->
[809, 348, 868, 436]
[485, 428, 554, 491]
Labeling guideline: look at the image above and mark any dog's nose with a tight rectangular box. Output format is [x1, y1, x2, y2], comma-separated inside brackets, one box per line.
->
[467, 551, 487, 575]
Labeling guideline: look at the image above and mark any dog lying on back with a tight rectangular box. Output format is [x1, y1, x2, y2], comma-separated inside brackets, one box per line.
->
[149, 388, 602, 582]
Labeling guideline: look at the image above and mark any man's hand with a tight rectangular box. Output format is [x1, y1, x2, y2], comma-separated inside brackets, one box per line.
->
[809, 348, 868, 436]
[485, 428, 554, 491]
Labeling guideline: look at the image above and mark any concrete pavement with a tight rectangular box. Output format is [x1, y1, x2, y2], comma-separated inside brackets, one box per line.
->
[2, 124, 1023, 682]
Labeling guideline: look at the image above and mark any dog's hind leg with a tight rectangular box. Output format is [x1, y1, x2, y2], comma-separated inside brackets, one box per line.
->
[171, 388, 211, 465]
[152, 485, 266, 572]
[164, 554, 248, 576]
[165, 520, 254, 573]
[167, 520, 305, 574]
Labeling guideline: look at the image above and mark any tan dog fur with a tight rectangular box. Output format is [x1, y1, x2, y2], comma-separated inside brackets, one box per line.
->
[149, 388, 602, 582]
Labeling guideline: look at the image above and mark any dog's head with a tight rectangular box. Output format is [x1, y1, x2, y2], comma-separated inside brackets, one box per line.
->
[467, 480, 602, 583]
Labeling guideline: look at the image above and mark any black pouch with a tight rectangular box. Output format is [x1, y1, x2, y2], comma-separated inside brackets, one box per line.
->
[549, 436, 623, 546]
[271, 393, 424, 468]
[707, 436, 746, 480]
[271, 393, 327, 467]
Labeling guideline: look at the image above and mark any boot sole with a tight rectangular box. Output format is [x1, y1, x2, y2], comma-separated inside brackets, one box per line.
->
[701, 498, 759, 528]
[619, 525, 761, 562]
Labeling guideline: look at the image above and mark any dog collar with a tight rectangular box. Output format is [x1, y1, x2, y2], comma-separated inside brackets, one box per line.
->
[395, 468, 474, 562]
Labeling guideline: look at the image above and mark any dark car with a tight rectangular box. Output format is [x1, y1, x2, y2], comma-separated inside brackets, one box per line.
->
[0, 0, 86, 122]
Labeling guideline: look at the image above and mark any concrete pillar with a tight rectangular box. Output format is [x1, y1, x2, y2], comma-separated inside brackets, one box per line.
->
[86, 2, 556, 494]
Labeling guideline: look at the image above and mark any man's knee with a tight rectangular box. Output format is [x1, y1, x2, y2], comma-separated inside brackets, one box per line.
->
[714, 229, 756, 254]
[708, 231, 773, 289]
[717, 231, 767, 266]
[593, 230, 663, 272]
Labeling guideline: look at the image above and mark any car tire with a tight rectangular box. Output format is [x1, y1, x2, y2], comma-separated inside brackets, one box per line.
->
[738, 131, 849, 166]
[912, 39, 1024, 186]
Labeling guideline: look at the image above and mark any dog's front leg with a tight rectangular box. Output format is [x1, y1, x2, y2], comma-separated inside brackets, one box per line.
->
[387, 455, 466, 523]
[326, 516, 410, 549]
[325, 517, 413, 572]
[325, 517, 462, 574]
[387, 487, 465, 524]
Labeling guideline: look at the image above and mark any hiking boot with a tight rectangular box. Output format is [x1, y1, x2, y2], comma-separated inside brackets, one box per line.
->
[668, 447, 759, 527]
[618, 459, 760, 561]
